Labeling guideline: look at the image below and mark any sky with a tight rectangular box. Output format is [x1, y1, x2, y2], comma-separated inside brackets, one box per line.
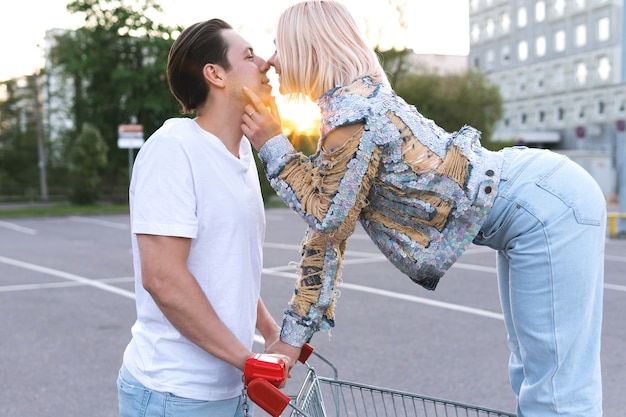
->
[0, 0, 469, 82]
[1, 0, 469, 129]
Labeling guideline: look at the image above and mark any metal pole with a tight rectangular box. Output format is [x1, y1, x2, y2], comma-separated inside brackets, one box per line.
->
[618, 132, 626, 235]
[128, 148, 133, 184]
[32, 72, 48, 201]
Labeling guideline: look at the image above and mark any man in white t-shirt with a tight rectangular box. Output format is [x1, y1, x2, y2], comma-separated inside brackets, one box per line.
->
[117, 19, 282, 417]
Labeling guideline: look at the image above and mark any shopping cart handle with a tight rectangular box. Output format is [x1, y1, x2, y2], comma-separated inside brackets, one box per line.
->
[243, 354, 288, 386]
[247, 378, 290, 417]
[299, 343, 314, 363]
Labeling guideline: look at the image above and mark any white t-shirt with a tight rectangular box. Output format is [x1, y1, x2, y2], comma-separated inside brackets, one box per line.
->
[123, 118, 266, 401]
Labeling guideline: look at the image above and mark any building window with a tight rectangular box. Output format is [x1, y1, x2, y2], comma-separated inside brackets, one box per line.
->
[502, 13, 510, 33]
[556, 107, 565, 121]
[518, 7, 527, 28]
[473, 57, 480, 68]
[518, 41, 529, 61]
[521, 113, 527, 124]
[575, 0, 586, 9]
[470, 0, 479, 12]
[486, 50, 495, 69]
[597, 101, 605, 115]
[576, 24, 587, 47]
[578, 104, 585, 119]
[538, 110, 546, 123]
[486, 18, 495, 37]
[554, 0, 565, 17]
[555, 30, 566, 52]
[536, 36, 546, 57]
[598, 17, 610, 41]
[536, 1, 546, 22]
[501, 45, 511, 64]
[576, 62, 588, 84]
[598, 57, 611, 81]
[471, 23, 480, 43]
[536, 72, 545, 90]
[553, 65, 564, 89]
[499, 79, 510, 97]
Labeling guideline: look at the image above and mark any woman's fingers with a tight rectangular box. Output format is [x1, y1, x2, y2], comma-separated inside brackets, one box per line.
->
[243, 86, 265, 112]
[243, 86, 282, 123]
[268, 96, 281, 120]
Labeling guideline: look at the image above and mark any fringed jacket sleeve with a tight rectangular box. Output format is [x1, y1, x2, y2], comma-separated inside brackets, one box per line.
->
[258, 128, 382, 346]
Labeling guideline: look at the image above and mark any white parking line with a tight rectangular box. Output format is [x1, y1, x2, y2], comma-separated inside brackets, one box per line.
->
[0, 256, 135, 299]
[264, 242, 389, 261]
[264, 242, 301, 251]
[2, 239, 621, 323]
[605, 254, 626, 263]
[0, 276, 134, 293]
[451, 262, 497, 273]
[0, 221, 37, 235]
[605, 283, 626, 292]
[261, 268, 505, 320]
[339, 281, 505, 320]
[69, 216, 129, 230]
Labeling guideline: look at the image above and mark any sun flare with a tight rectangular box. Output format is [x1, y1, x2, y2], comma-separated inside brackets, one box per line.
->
[275, 96, 320, 137]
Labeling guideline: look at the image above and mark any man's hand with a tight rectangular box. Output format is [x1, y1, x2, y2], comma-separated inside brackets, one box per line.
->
[242, 86, 283, 151]
[244, 353, 291, 389]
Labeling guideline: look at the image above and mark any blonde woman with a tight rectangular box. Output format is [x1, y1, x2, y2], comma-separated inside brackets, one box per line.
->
[242, 1, 605, 416]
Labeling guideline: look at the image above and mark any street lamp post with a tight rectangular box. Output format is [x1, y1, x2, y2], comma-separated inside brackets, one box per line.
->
[32, 71, 48, 201]
[618, 133, 626, 235]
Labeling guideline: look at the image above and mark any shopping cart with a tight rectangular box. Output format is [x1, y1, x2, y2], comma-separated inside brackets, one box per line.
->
[244, 344, 517, 417]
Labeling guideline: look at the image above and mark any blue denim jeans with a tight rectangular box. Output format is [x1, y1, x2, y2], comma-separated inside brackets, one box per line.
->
[474, 147, 605, 417]
[117, 365, 251, 417]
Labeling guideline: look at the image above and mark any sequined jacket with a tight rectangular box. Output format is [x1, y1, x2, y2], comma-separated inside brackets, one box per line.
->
[259, 77, 504, 347]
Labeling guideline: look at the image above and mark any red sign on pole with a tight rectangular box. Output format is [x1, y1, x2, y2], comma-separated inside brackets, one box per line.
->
[575, 125, 585, 139]
[117, 124, 144, 149]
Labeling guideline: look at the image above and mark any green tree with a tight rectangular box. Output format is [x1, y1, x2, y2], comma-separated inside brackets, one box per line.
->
[394, 69, 503, 147]
[49, 0, 183, 194]
[376, 47, 413, 86]
[0, 77, 42, 199]
[68, 123, 108, 204]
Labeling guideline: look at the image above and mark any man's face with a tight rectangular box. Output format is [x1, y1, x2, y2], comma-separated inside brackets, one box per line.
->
[221, 29, 273, 106]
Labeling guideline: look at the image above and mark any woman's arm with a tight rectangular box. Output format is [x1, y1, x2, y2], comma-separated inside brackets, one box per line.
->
[263, 127, 383, 347]
[242, 86, 383, 348]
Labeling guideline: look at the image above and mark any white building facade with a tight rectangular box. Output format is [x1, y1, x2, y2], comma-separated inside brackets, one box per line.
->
[469, 0, 625, 198]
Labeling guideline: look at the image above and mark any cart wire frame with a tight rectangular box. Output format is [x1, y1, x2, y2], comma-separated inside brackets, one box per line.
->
[290, 350, 516, 417]
[245, 346, 517, 417]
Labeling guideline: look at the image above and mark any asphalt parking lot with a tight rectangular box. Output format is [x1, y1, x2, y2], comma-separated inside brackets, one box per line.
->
[1, 208, 625, 416]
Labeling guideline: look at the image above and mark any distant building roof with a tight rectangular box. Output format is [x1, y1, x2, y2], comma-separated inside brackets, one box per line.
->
[408, 53, 468, 75]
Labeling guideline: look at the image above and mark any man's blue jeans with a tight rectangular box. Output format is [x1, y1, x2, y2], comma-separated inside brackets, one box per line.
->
[117, 365, 251, 417]
[475, 147, 605, 416]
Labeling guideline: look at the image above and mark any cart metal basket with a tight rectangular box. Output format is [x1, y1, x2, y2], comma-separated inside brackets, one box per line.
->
[245, 345, 517, 417]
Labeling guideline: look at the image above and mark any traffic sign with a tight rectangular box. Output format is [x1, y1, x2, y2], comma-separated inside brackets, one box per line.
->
[118, 124, 144, 149]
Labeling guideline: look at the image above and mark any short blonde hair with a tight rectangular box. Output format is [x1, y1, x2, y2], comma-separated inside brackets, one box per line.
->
[275, 0, 389, 100]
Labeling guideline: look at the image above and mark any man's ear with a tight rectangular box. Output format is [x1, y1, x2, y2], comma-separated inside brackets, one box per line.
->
[203, 63, 226, 88]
